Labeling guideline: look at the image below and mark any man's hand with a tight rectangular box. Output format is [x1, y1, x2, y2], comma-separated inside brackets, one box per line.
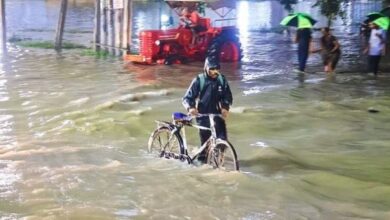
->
[221, 108, 229, 119]
[188, 108, 198, 116]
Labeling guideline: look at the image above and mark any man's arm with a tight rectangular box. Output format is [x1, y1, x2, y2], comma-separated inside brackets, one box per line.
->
[308, 37, 313, 54]
[363, 33, 371, 54]
[182, 77, 200, 111]
[381, 30, 387, 56]
[376, 30, 386, 43]
[220, 77, 232, 119]
[220, 76, 233, 111]
[331, 37, 340, 53]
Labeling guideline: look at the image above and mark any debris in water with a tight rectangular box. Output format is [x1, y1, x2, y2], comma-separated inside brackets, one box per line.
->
[368, 107, 379, 113]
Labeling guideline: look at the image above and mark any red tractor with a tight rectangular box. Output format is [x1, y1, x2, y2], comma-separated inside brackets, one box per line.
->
[124, 0, 242, 65]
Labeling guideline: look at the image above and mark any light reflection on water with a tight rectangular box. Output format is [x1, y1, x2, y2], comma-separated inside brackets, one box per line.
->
[1, 0, 390, 219]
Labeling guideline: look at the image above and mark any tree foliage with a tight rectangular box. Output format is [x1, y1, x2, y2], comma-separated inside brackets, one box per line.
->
[313, 0, 350, 27]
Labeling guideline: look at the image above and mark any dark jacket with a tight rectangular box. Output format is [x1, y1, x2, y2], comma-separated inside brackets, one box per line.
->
[182, 72, 233, 114]
[297, 28, 312, 50]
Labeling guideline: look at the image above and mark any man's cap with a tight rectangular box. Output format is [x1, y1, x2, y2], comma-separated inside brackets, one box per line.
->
[204, 56, 220, 69]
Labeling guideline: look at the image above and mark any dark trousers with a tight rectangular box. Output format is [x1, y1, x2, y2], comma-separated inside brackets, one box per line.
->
[368, 55, 381, 75]
[197, 116, 227, 162]
[298, 45, 309, 71]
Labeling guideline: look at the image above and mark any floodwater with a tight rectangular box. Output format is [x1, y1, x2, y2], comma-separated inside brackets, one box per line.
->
[2, 0, 390, 219]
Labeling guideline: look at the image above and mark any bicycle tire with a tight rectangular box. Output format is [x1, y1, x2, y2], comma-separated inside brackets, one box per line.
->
[147, 126, 184, 160]
[206, 139, 239, 171]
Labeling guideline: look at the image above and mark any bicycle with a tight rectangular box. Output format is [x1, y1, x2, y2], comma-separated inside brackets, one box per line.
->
[147, 112, 239, 171]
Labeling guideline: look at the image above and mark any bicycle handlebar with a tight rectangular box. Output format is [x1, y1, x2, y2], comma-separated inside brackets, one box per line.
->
[189, 113, 223, 119]
[168, 112, 225, 132]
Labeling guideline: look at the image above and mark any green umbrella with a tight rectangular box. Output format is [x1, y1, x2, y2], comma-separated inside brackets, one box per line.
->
[373, 16, 390, 30]
[280, 12, 317, 29]
[366, 12, 386, 21]
[366, 12, 389, 30]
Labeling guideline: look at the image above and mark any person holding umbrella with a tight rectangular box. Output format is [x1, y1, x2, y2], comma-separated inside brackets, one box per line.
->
[363, 13, 388, 76]
[295, 28, 313, 73]
[281, 13, 317, 73]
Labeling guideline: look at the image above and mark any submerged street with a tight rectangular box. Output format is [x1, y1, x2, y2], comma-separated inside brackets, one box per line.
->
[1, 0, 390, 219]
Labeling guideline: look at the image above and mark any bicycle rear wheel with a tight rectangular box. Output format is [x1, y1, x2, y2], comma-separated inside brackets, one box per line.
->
[147, 126, 184, 159]
[206, 139, 239, 171]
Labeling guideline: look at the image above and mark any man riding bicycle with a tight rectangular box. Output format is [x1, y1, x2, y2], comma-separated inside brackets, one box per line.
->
[182, 57, 233, 163]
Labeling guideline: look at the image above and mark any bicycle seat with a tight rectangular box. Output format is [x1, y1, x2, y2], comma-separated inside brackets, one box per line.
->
[172, 112, 192, 124]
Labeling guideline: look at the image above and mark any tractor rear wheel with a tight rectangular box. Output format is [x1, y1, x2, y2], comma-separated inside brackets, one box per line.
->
[207, 31, 242, 62]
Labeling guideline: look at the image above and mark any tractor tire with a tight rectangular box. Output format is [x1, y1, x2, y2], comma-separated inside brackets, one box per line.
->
[207, 30, 242, 62]
[164, 56, 175, 65]
[164, 54, 188, 65]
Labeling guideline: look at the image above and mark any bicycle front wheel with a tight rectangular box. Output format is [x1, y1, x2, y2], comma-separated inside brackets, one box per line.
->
[206, 139, 239, 171]
[147, 126, 184, 159]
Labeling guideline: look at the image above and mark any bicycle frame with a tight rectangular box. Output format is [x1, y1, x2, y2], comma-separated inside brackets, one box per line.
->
[185, 114, 220, 161]
[155, 113, 222, 162]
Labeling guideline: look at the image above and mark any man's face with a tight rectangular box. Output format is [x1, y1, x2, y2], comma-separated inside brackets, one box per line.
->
[369, 22, 377, 29]
[207, 67, 220, 79]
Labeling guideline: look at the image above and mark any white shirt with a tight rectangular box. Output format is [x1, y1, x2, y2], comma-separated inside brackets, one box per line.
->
[369, 29, 386, 56]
